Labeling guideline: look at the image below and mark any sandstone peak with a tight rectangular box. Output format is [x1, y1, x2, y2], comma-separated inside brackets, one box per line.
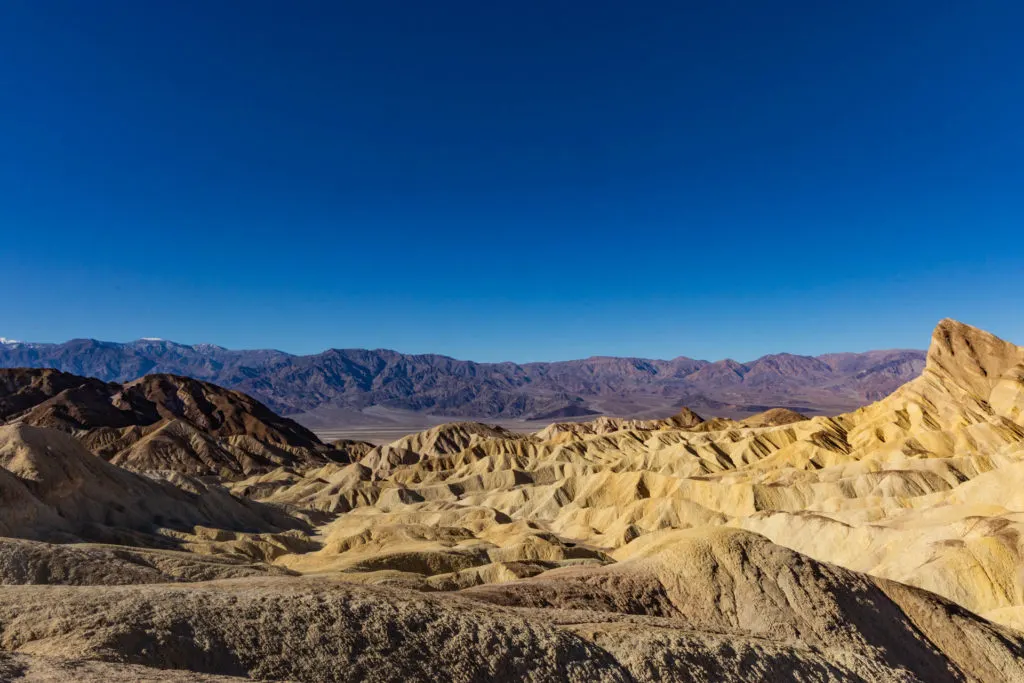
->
[740, 407, 809, 427]
[926, 318, 1024, 398]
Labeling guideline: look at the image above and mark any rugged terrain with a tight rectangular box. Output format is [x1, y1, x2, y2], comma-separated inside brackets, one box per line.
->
[0, 319, 1021, 681]
[0, 369, 363, 477]
[0, 337, 925, 422]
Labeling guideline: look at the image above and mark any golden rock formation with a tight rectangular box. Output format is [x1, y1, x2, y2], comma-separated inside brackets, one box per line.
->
[1, 318, 1024, 681]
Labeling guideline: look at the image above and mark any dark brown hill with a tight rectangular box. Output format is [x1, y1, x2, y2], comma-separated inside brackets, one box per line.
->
[0, 368, 329, 477]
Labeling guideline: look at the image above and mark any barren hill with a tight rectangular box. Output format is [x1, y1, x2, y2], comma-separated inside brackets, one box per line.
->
[0, 368, 336, 476]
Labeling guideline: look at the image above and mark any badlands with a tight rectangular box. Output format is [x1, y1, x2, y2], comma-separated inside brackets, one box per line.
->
[0, 319, 1023, 681]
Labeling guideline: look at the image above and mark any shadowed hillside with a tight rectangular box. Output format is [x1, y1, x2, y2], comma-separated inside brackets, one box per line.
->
[0, 368, 352, 477]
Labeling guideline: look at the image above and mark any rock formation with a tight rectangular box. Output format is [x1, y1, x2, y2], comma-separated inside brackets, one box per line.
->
[0, 369, 333, 476]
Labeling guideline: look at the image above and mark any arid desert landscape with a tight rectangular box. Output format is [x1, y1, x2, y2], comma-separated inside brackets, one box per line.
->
[0, 318, 1021, 681]
[6, 2, 1023, 680]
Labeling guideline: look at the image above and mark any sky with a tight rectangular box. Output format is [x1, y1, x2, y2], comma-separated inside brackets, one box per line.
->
[0, 1, 1021, 362]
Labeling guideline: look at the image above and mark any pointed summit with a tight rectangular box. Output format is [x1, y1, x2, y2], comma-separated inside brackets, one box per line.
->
[664, 406, 705, 428]
[926, 319, 1024, 399]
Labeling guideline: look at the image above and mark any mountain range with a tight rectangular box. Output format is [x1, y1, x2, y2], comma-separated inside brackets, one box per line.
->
[0, 337, 926, 424]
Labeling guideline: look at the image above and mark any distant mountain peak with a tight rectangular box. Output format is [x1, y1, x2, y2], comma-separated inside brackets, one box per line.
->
[131, 338, 196, 349]
[191, 342, 227, 351]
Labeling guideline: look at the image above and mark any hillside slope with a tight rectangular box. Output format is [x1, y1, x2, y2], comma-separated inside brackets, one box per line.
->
[0, 369, 334, 476]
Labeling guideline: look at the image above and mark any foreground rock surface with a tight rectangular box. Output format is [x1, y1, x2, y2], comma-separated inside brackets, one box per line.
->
[2, 530, 1023, 682]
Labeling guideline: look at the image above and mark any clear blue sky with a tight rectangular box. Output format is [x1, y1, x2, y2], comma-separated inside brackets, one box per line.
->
[1, 1, 1021, 361]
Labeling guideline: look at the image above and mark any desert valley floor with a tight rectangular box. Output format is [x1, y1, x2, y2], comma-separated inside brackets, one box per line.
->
[0, 319, 1023, 681]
